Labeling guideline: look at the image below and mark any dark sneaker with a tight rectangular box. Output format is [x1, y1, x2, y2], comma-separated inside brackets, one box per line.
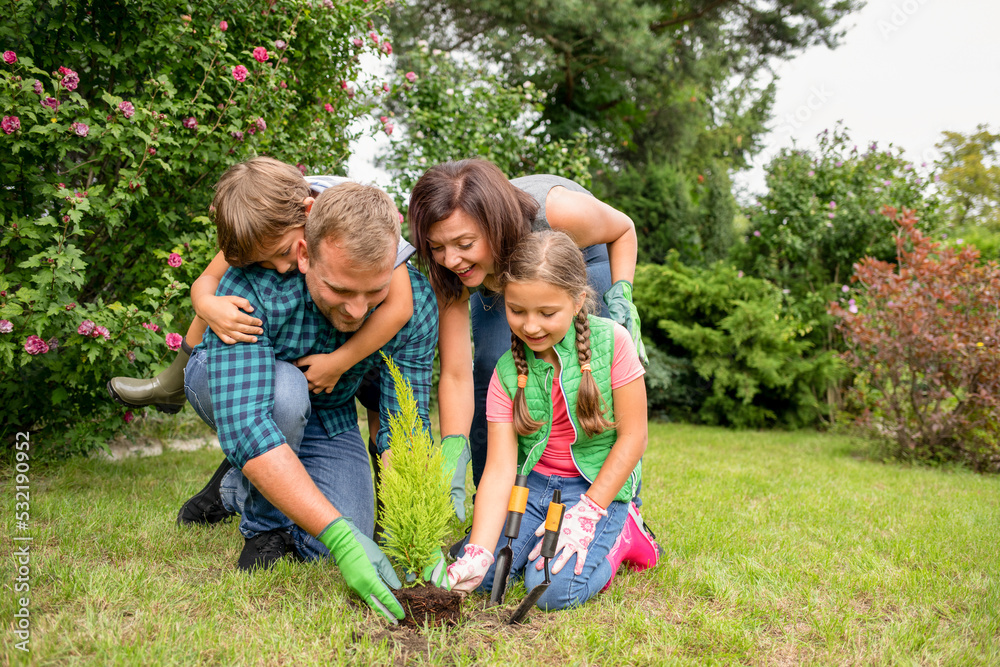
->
[176, 459, 237, 526]
[237, 529, 302, 572]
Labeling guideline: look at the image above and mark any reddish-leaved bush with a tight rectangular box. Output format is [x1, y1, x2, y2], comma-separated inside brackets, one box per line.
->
[832, 207, 1000, 471]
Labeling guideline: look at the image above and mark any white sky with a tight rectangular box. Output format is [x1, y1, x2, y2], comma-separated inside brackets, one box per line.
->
[350, 0, 1000, 198]
[736, 0, 1000, 198]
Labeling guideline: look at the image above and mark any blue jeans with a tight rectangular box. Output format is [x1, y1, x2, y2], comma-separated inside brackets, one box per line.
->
[469, 243, 612, 487]
[477, 471, 628, 610]
[184, 348, 375, 560]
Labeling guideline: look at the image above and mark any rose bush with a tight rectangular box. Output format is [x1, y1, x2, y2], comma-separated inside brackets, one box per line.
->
[1, 0, 388, 456]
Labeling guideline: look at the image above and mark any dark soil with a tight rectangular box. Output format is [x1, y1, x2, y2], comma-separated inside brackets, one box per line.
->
[394, 582, 463, 628]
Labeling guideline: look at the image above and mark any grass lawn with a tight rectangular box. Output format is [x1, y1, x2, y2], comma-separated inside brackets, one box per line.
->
[3, 422, 998, 665]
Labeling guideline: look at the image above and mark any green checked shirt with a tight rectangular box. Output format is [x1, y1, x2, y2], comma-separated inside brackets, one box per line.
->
[202, 262, 438, 469]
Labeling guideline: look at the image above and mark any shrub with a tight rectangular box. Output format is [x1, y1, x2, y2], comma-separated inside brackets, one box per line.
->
[1, 0, 385, 456]
[732, 125, 942, 340]
[831, 208, 1000, 472]
[377, 353, 452, 579]
[634, 257, 843, 428]
[379, 45, 591, 201]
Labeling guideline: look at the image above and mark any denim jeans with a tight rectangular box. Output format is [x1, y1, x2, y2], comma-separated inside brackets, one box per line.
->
[477, 471, 628, 610]
[184, 348, 375, 560]
[468, 243, 612, 487]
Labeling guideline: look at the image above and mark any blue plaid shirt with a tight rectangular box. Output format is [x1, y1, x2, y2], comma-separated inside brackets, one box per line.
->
[202, 263, 438, 468]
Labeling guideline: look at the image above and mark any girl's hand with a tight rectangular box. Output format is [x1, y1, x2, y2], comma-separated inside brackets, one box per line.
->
[294, 352, 347, 394]
[200, 295, 263, 344]
[446, 543, 494, 594]
[529, 493, 606, 576]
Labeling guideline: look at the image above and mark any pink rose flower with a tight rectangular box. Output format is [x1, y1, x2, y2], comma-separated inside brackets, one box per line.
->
[255, 117, 266, 131]
[253, 47, 268, 63]
[71, 122, 89, 137]
[60, 68, 79, 91]
[24, 335, 49, 355]
[275, 40, 287, 50]
[340, 80, 348, 89]
[381, 42, 392, 55]
[379, 116, 388, 124]
[232, 65, 248, 82]
[93, 325, 110, 340]
[384, 123, 394, 135]
[352, 38, 363, 47]
[123, 410, 135, 424]
[166, 332, 183, 351]
[3, 51, 15, 65]
[33, 80, 43, 95]
[248, 123, 256, 135]
[324, 103, 334, 113]
[1, 116, 19, 134]
[118, 100, 135, 118]
[42, 97, 60, 111]
[77, 320, 95, 336]
[382, 82, 390, 93]
[0, 320, 12, 334]
[231, 130, 244, 141]
[167, 252, 183, 267]
[369, 31, 379, 44]
[219, 20, 228, 31]
[405, 71, 417, 83]
[142, 322, 160, 332]
[183, 116, 197, 129]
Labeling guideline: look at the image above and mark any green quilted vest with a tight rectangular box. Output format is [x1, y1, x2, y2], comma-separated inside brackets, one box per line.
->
[495, 315, 641, 503]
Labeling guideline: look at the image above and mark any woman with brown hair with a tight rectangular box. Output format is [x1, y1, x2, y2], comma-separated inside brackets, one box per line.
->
[408, 159, 645, 511]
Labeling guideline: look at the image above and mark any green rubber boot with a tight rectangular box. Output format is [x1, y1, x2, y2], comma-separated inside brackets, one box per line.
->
[107, 344, 190, 414]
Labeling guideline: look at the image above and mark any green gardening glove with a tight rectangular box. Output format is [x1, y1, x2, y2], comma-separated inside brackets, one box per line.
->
[440, 434, 471, 522]
[603, 280, 649, 366]
[319, 517, 404, 623]
[422, 548, 450, 590]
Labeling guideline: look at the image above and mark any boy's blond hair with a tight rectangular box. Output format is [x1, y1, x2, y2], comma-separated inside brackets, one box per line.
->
[211, 157, 311, 266]
[306, 182, 400, 270]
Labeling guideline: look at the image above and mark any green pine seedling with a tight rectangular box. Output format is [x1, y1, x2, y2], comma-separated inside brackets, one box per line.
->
[378, 352, 453, 583]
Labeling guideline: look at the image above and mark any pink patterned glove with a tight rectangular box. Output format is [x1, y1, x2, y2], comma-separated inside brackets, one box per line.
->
[529, 493, 607, 575]
[447, 543, 495, 594]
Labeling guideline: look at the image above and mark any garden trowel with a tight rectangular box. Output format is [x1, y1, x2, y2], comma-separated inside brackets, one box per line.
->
[508, 489, 565, 625]
[489, 474, 529, 606]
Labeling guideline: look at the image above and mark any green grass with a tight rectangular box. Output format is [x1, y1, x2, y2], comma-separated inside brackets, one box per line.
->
[3, 423, 998, 665]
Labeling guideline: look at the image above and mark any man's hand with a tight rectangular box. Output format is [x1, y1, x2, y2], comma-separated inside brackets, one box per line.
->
[319, 517, 404, 623]
[199, 294, 263, 345]
[440, 435, 471, 521]
[294, 351, 348, 394]
[603, 280, 648, 366]
[447, 543, 494, 594]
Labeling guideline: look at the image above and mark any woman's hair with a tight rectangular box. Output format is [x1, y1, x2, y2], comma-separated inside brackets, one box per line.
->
[409, 159, 539, 303]
[498, 231, 615, 438]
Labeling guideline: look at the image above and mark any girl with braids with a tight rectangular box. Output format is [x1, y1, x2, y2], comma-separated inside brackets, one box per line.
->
[409, 159, 646, 515]
[447, 231, 659, 608]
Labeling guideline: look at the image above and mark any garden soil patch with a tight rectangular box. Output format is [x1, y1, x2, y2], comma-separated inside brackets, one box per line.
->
[394, 583, 462, 627]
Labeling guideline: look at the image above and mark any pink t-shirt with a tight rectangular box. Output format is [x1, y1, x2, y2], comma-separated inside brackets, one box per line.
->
[486, 323, 645, 477]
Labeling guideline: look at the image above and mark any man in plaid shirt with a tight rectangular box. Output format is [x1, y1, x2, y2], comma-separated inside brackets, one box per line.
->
[179, 181, 436, 623]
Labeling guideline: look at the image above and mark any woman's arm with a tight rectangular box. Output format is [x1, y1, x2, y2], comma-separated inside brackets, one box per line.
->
[585, 376, 648, 509]
[545, 187, 637, 284]
[437, 289, 475, 437]
[191, 251, 263, 344]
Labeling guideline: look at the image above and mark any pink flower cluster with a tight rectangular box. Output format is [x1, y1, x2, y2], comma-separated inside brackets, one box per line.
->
[219, 20, 228, 31]
[32, 80, 43, 95]
[0, 319, 12, 334]
[233, 65, 249, 82]
[71, 122, 89, 137]
[24, 335, 49, 355]
[183, 116, 198, 129]
[59, 66, 79, 91]
[166, 333, 184, 351]
[77, 320, 110, 339]
[324, 103, 334, 113]
[378, 115, 394, 136]
[142, 322, 160, 332]
[42, 97, 60, 111]
[253, 47, 269, 63]
[3, 50, 16, 64]
[118, 100, 135, 119]
[405, 71, 417, 83]
[167, 252, 183, 267]
[2, 116, 19, 134]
